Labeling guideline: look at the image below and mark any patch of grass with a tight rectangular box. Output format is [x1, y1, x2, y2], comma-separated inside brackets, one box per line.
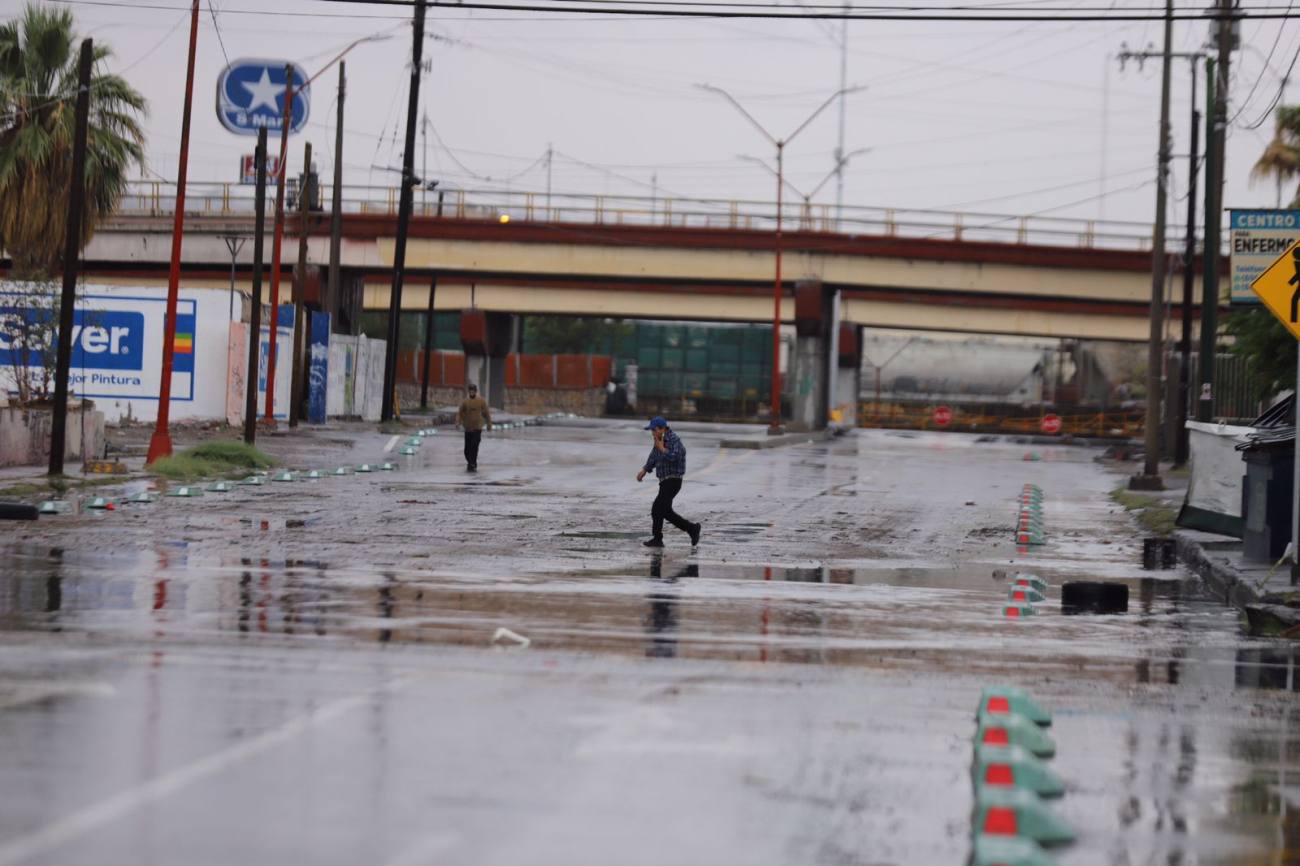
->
[1111, 486, 1178, 537]
[149, 441, 274, 481]
[0, 475, 120, 500]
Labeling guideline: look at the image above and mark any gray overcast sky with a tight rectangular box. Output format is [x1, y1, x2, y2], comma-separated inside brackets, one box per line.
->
[15, 0, 1300, 235]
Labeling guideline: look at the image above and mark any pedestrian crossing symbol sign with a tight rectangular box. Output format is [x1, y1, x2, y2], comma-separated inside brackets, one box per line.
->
[1250, 239, 1300, 340]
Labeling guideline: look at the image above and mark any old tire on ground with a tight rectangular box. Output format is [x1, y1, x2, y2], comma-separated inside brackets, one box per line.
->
[0, 502, 38, 521]
[1061, 581, 1128, 614]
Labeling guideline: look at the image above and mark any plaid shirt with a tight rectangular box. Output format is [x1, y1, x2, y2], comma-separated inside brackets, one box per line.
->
[644, 429, 687, 479]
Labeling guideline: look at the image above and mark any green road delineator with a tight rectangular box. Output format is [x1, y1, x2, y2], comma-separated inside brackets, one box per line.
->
[1008, 587, 1046, 604]
[1011, 574, 1049, 593]
[404, 437, 422, 447]
[970, 835, 1054, 866]
[123, 492, 157, 505]
[85, 496, 115, 510]
[380, 462, 398, 471]
[239, 475, 265, 486]
[976, 711, 1056, 757]
[974, 787, 1075, 845]
[1002, 601, 1037, 619]
[272, 471, 296, 483]
[38, 500, 71, 514]
[357, 464, 375, 473]
[979, 686, 1052, 726]
[165, 486, 204, 498]
[306, 470, 325, 479]
[206, 481, 233, 493]
[400, 447, 417, 456]
[973, 745, 1065, 798]
[1015, 530, 1045, 546]
[334, 466, 351, 476]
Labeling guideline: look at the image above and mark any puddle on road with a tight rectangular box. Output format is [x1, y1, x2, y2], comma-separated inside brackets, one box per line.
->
[0, 541, 1276, 685]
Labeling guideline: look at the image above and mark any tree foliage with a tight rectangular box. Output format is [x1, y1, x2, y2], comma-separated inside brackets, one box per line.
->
[1223, 306, 1298, 400]
[523, 316, 631, 355]
[0, 5, 146, 277]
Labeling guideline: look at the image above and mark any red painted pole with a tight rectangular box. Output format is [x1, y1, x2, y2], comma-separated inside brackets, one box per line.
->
[769, 142, 784, 432]
[264, 66, 294, 422]
[145, 0, 200, 465]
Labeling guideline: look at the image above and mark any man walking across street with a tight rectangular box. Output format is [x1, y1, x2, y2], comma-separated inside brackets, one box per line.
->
[457, 383, 492, 472]
[636, 416, 701, 549]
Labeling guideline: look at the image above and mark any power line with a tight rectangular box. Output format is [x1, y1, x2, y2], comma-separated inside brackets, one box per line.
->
[207, 1, 232, 68]
[48, 0, 1300, 22]
[1229, 12, 1293, 125]
[1244, 39, 1300, 129]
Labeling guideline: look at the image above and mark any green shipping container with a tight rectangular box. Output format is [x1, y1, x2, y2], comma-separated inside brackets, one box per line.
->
[661, 348, 684, 371]
[708, 378, 739, 399]
[638, 346, 662, 368]
[685, 349, 709, 372]
[683, 373, 708, 395]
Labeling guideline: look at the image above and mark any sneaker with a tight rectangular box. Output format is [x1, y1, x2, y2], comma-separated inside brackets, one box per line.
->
[688, 522, 701, 547]
[642, 538, 664, 548]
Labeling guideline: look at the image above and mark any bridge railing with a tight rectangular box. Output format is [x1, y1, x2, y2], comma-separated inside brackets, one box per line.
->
[114, 180, 1163, 251]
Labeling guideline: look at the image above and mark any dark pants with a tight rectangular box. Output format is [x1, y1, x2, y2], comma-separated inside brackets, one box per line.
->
[464, 430, 482, 468]
[651, 477, 694, 540]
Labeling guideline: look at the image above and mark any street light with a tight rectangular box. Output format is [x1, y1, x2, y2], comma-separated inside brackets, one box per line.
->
[697, 83, 864, 433]
[739, 147, 871, 229]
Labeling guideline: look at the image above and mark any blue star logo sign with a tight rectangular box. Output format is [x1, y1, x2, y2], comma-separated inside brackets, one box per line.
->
[216, 59, 310, 136]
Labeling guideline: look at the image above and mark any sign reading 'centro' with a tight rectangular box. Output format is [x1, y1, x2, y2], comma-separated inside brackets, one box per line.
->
[1230, 209, 1300, 305]
[216, 59, 310, 136]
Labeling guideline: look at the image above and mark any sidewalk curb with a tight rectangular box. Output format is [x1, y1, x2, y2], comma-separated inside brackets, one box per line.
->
[1175, 530, 1266, 608]
[720, 428, 837, 450]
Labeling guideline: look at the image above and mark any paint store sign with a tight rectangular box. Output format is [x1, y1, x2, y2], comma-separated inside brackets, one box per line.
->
[0, 309, 146, 373]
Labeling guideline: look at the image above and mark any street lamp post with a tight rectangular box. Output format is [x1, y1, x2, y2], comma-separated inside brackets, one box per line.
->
[697, 84, 863, 433]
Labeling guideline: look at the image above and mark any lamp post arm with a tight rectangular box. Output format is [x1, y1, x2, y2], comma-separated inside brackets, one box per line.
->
[785, 85, 865, 145]
[697, 83, 778, 146]
[739, 154, 807, 199]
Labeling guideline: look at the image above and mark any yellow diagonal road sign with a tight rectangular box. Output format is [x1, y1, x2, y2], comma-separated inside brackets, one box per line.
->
[1251, 239, 1300, 340]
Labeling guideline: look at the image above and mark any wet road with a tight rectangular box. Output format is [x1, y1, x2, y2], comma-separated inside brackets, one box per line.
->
[1, 421, 1299, 865]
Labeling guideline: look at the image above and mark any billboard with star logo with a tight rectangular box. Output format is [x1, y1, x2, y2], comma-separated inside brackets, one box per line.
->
[216, 59, 310, 136]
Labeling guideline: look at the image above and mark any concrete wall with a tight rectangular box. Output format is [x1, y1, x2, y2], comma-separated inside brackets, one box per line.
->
[326, 334, 385, 421]
[0, 406, 104, 468]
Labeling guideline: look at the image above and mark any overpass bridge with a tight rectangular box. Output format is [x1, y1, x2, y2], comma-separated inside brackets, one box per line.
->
[56, 181, 1214, 344]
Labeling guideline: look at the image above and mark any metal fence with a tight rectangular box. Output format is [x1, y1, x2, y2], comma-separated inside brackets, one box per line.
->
[111, 179, 1173, 251]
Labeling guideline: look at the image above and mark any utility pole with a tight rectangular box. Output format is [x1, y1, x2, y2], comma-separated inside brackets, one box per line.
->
[833, 3, 850, 229]
[146, 0, 200, 465]
[1176, 60, 1202, 467]
[546, 142, 553, 215]
[244, 128, 268, 445]
[265, 64, 295, 424]
[1117, 45, 1206, 468]
[1198, 0, 1236, 422]
[421, 110, 428, 214]
[1131, 0, 1174, 491]
[327, 62, 345, 334]
[420, 274, 437, 410]
[381, 0, 428, 422]
[290, 140, 311, 428]
[49, 38, 92, 477]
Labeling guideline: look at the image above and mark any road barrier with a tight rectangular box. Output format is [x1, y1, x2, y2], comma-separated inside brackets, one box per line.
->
[859, 403, 1144, 439]
[971, 686, 1074, 859]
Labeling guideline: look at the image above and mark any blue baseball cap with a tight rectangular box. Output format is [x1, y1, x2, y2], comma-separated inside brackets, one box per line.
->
[644, 416, 668, 430]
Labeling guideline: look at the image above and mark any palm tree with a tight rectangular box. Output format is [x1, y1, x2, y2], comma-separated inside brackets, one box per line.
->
[0, 4, 146, 277]
[1251, 106, 1300, 208]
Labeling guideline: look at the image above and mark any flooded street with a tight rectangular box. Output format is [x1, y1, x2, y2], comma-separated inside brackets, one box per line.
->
[1, 422, 1298, 865]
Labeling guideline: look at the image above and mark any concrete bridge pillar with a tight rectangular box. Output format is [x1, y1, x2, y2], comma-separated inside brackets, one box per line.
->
[460, 310, 517, 410]
[834, 323, 864, 428]
[790, 280, 837, 431]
